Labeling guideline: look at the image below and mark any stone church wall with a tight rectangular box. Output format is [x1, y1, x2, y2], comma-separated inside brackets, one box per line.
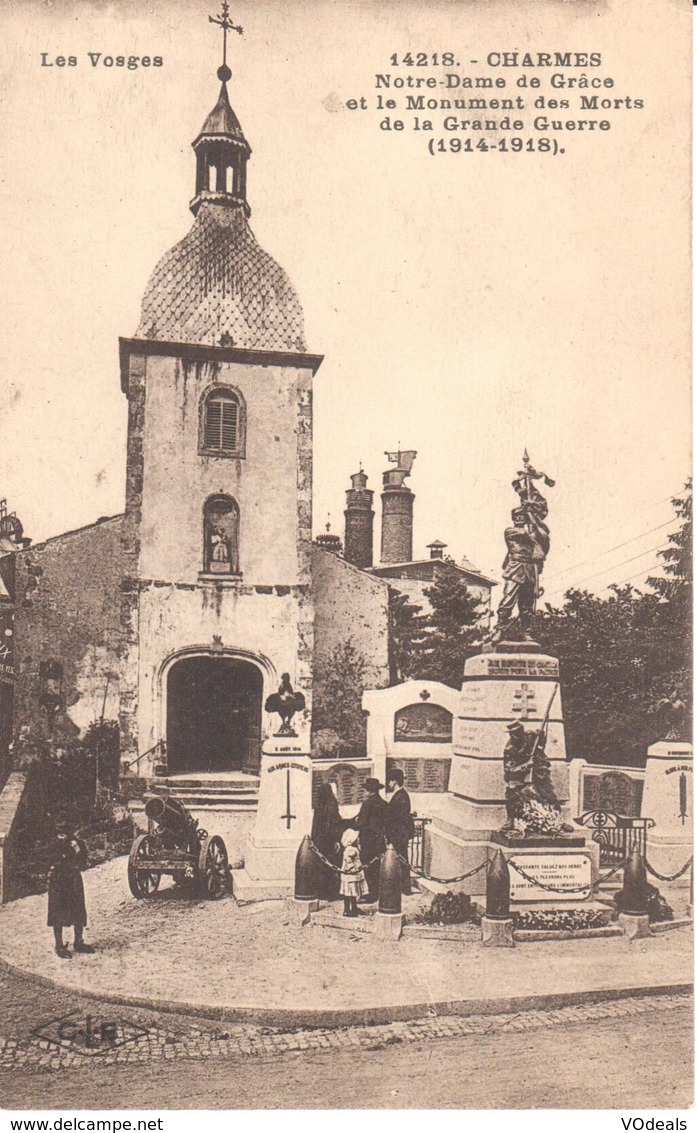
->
[132, 583, 310, 761]
[135, 354, 312, 585]
[119, 346, 316, 767]
[11, 517, 125, 747]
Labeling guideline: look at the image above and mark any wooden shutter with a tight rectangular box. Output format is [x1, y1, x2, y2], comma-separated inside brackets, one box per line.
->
[205, 396, 238, 451]
[221, 400, 238, 450]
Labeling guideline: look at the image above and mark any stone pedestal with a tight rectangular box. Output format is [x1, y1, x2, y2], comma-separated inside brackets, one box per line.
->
[491, 832, 600, 907]
[481, 916, 515, 947]
[285, 897, 319, 926]
[425, 647, 577, 893]
[375, 911, 404, 941]
[642, 741, 693, 884]
[232, 740, 313, 901]
[619, 912, 651, 940]
[448, 650, 569, 828]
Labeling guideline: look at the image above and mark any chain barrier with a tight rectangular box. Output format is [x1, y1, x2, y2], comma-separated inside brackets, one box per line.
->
[396, 852, 489, 886]
[308, 840, 384, 876]
[310, 839, 488, 886]
[507, 856, 629, 894]
[311, 839, 695, 892]
[642, 855, 693, 884]
[311, 837, 693, 895]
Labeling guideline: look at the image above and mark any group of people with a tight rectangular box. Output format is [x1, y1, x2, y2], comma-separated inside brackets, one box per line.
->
[311, 771, 415, 918]
[44, 772, 416, 951]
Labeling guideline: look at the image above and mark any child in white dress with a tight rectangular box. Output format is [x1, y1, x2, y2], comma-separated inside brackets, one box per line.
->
[339, 828, 367, 917]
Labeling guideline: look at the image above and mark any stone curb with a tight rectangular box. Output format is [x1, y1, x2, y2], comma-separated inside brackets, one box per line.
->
[0, 954, 691, 1030]
[514, 926, 624, 943]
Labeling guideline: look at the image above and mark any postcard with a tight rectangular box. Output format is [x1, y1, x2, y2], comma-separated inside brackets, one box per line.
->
[0, 0, 691, 1115]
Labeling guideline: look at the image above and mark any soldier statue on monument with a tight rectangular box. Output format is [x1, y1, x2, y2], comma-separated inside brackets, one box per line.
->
[491, 451, 555, 643]
[501, 685, 574, 834]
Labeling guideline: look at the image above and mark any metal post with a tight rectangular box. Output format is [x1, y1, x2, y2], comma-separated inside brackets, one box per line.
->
[378, 846, 402, 915]
[482, 849, 514, 947]
[486, 848, 510, 919]
[618, 846, 651, 939]
[294, 835, 317, 901]
[621, 847, 648, 915]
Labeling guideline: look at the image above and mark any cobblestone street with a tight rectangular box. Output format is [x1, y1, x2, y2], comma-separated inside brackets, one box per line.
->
[0, 991, 691, 1073]
[0, 962, 691, 1109]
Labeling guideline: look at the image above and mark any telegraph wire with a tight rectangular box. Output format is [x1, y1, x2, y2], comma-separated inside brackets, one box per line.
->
[544, 540, 670, 601]
[545, 518, 678, 583]
[545, 563, 664, 606]
[550, 485, 686, 564]
[600, 564, 667, 591]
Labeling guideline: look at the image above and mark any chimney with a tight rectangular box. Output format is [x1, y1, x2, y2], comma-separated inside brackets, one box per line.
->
[427, 539, 447, 560]
[380, 452, 416, 564]
[344, 470, 374, 568]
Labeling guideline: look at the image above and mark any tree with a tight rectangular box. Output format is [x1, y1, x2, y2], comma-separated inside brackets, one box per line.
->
[387, 588, 430, 684]
[535, 482, 692, 763]
[535, 585, 665, 763]
[648, 479, 692, 606]
[403, 560, 484, 688]
[312, 640, 368, 757]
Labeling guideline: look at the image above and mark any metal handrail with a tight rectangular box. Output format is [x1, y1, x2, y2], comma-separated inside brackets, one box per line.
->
[122, 740, 166, 774]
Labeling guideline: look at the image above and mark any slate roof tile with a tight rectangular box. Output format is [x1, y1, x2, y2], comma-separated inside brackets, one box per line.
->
[136, 202, 306, 352]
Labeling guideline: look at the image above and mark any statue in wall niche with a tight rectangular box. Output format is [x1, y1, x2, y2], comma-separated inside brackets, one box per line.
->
[210, 524, 230, 563]
[265, 673, 306, 737]
[490, 450, 555, 644]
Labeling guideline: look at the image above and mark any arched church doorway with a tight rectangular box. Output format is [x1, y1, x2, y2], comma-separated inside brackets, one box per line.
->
[166, 656, 263, 775]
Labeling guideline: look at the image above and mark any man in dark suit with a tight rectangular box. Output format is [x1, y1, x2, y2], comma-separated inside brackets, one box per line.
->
[386, 769, 415, 895]
[354, 778, 388, 902]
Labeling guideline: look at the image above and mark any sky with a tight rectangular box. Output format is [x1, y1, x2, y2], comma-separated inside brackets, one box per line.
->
[0, 0, 690, 600]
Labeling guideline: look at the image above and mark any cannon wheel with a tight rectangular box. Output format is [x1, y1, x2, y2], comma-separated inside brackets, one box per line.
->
[128, 834, 161, 899]
[196, 835, 230, 900]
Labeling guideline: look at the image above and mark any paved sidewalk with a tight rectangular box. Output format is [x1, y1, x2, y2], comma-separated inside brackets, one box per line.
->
[0, 856, 691, 1025]
[0, 991, 689, 1074]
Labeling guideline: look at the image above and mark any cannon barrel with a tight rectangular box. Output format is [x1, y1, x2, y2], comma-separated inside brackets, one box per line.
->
[144, 794, 198, 844]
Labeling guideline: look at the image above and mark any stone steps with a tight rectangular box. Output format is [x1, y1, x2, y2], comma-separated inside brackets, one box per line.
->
[132, 775, 261, 814]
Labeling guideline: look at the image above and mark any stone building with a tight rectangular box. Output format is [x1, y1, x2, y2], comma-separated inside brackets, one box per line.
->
[1, 67, 392, 781]
[341, 463, 496, 619]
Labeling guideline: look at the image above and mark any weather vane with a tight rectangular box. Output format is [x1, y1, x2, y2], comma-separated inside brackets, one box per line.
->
[209, 2, 243, 82]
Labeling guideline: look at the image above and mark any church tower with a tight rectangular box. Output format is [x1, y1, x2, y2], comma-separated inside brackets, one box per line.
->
[119, 14, 322, 778]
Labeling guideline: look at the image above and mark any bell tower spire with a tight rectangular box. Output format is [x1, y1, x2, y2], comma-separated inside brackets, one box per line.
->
[191, 3, 251, 217]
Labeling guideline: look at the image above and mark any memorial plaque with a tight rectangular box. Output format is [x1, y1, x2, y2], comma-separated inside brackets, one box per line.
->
[313, 763, 368, 806]
[387, 757, 451, 793]
[394, 703, 452, 744]
[582, 771, 644, 816]
[508, 853, 592, 903]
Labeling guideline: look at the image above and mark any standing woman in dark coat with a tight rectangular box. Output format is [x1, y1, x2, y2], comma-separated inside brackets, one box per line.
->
[47, 827, 95, 959]
[354, 778, 388, 902]
[311, 782, 343, 899]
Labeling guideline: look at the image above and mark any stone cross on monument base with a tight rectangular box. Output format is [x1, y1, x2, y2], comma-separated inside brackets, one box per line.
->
[232, 737, 313, 901]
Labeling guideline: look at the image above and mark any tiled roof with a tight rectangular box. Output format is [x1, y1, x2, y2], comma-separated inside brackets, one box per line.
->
[136, 203, 306, 352]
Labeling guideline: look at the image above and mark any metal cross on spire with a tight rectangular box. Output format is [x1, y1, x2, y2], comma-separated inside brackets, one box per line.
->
[209, 2, 243, 82]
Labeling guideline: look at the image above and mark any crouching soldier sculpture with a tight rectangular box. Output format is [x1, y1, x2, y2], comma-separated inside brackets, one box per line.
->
[48, 826, 95, 959]
[501, 686, 574, 835]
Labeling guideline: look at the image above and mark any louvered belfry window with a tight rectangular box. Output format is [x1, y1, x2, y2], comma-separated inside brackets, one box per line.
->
[204, 392, 238, 453]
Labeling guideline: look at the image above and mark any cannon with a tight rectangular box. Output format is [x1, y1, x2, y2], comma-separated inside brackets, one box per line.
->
[127, 794, 230, 900]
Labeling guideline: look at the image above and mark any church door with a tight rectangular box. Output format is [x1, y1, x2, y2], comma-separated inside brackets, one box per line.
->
[166, 657, 263, 775]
